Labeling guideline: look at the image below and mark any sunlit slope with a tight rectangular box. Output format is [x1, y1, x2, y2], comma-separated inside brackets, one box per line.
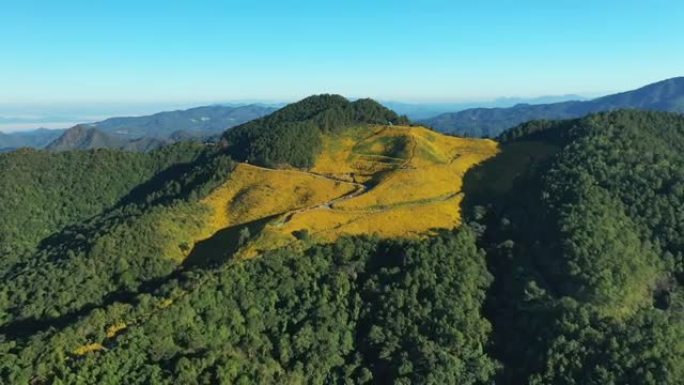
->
[317, 125, 497, 210]
[199, 124, 498, 258]
[201, 163, 358, 229]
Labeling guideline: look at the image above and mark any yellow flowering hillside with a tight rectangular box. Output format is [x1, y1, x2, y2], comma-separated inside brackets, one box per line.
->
[202, 163, 358, 229]
[195, 124, 498, 258]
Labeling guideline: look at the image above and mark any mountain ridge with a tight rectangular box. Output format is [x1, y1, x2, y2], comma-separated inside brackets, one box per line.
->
[1, 104, 276, 151]
[423, 76, 684, 136]
[91, 104, 277, 139]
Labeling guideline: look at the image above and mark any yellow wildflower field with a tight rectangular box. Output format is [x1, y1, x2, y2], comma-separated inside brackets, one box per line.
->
[195, 124, 498, 258]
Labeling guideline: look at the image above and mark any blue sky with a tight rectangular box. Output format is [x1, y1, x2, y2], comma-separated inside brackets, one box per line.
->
[1, 0, 683, 106]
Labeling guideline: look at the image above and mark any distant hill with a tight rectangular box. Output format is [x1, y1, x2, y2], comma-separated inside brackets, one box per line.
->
[423, 77, 684, 136]
[0, 128, 65, 151]
[46, 125, 170, 152]
[382, 94, 586, 120]
[0, 104, 275, 152]
[91, 104, 277, 139]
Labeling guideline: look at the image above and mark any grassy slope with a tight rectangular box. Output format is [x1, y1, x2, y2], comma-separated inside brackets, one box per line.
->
[194, 124, 498, 258]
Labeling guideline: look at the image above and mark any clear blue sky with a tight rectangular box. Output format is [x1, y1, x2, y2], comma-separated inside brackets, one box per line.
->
[1, 0, 683, 104]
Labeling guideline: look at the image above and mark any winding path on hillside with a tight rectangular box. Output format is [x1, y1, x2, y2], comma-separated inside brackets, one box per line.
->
[241, 130, 459, 233]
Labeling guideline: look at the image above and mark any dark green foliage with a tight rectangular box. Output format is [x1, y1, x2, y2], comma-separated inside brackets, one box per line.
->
[357, 232, 496, 384]
[528, 304, 684, 385]
[0, 230, 496, 385]
[467, 110, 684, 383]
[0, 142, 205, 257]
[222, 94, 409, 168]
[0, 145, 235, 327]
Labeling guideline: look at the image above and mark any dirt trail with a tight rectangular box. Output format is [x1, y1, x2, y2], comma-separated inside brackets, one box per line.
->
[238, 127, 434, 231]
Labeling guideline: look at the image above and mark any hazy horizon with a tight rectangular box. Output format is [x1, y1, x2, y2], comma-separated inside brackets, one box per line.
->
[0, 90, 606, 133]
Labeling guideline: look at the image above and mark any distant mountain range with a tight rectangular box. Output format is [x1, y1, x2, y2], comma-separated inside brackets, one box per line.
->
[0, 104, 276, 151]
[0, 128, 65, 152]
[422, 77, 684, 136]
[382, 94, 587, 120]
[88, 104, 276, 139]
[4, 77, 684, 151]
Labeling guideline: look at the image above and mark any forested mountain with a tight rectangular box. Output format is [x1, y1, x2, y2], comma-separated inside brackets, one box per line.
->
[0, 142, 208, 259]
[1, 96, 684, 384]
[222, 94, 409, 168]
[424, 76, 684, 137]
[46, 125, 171, 152]
[92, 104, 276, 139]
[463, 109, 684, 383]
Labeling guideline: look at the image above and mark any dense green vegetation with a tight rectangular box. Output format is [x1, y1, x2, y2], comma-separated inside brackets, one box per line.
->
[0, 143, 235, 326]
[0, 230, 495, 385]
[3, 102, 684, 384]
[222, 95, 409, 168]
[0, 142, 206, 258]
[465, 110, 684, 383]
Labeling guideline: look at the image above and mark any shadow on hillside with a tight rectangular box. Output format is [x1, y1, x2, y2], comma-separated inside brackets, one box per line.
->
[0, 216, 277, 341]
[183, 215, 275, 268]
[460, 140, 563, 384]
[461, 140, 560, 216]
[26, 158, 207, 260]
[115, 159, 202, 208]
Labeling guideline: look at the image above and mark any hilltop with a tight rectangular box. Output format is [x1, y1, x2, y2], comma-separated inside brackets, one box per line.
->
[424, 76, 684, 136]
[222, 94, 410, 168]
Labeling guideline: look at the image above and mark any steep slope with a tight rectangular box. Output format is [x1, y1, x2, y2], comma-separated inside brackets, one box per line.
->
[0, 142, 206, 260]
[462, 110, 684, 383]
[0, 97, 487, 326]
[424, 76, 684, 136]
